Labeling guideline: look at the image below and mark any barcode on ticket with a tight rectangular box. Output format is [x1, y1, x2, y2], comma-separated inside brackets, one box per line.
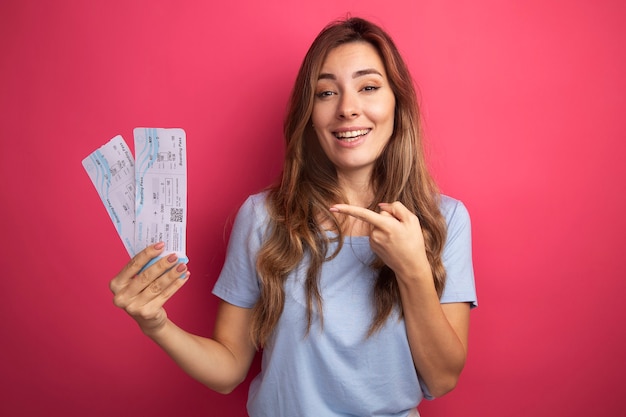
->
[170, 208, 184, 222]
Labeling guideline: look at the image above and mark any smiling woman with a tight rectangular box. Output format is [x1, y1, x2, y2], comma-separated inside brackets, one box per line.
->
[312, 42, 396, 191]
[109, 16, 477, 417]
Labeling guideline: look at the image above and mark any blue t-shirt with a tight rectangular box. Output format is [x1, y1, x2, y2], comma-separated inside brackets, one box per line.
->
[213, 192, 477, 417]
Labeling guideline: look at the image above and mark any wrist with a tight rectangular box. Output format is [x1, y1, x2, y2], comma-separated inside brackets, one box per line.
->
[394, 262, 433, 285]
[139, 317, 170, 340]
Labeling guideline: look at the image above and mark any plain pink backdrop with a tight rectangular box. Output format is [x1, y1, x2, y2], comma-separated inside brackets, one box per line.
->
[1, 0, 624, 416]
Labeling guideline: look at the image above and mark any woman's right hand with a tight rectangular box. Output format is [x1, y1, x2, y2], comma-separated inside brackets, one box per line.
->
[109, 242, 190, 336]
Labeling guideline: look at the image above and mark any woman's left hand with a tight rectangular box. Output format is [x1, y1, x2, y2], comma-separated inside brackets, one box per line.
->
[330, 202, 431, 280]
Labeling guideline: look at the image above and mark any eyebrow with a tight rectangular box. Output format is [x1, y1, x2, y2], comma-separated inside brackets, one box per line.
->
[318, 68, 383, 80]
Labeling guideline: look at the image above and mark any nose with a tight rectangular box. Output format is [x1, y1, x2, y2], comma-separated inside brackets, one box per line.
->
[337, 91, 360, 119]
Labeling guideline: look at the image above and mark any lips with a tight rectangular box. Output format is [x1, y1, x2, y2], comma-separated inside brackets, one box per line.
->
[333, 129, 371, 141]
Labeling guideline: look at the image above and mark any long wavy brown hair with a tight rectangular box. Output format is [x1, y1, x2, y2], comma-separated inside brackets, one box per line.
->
[251, 17, 447, 347]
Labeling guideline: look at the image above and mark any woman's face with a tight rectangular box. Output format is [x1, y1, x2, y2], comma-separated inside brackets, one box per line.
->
[311, 41, 396, 180]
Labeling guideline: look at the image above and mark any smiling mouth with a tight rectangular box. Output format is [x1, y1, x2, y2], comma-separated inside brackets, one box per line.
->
[333, 129, 371, 142]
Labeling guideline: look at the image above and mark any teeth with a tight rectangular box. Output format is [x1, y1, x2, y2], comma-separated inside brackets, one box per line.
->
[334, 129, 370, 139]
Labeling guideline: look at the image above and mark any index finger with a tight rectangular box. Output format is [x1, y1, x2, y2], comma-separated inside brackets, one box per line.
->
[330, 204, 387, 227]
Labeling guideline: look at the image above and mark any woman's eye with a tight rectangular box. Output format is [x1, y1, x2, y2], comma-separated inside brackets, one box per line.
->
[362, 86, 380, 92]
[316, 90, 335, 98]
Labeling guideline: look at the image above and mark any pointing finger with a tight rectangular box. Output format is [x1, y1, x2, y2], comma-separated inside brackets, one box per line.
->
[330, 204, 388, 228]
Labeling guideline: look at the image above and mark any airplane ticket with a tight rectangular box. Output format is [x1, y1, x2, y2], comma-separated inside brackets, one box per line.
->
[134, 127, 188, 265]
[82, 128, 188, 266]
[82, 135, 136, 257]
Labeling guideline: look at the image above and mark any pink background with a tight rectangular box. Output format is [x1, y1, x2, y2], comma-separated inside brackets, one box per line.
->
[1, 0, 625, 416]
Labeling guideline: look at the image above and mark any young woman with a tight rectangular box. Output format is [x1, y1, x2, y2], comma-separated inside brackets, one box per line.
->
[110, 17, 477, 417]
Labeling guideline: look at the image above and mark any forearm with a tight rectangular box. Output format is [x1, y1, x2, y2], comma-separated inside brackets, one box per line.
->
[144, 319, 253, 394]
[397, 272, 469, 398]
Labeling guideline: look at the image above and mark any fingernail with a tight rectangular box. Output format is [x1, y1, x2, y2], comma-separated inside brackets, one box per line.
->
[167, 254, 177, 263]
[176, 263, 186, 272]
[180, 271, 190, 280]
[154, 242, 165, 250]
[329, 207, 339, 212]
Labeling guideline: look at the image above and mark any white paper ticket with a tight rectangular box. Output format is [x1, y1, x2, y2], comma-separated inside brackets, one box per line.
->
[82, 128, 188, 267]
[134, 127, 188, 265]
[82, 135, 136, 257]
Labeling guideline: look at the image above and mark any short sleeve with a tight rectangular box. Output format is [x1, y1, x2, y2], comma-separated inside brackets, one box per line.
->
[211, 193, 268, 308]
[439, 196, 477, 307]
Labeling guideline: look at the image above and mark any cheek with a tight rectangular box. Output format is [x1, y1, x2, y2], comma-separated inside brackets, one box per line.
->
[311, 104, 328, 128]
[311, 113, 324, 138]
[311, 111, 321, 128]
[369, 95, 396, 125]
[384, 96, 396, 124]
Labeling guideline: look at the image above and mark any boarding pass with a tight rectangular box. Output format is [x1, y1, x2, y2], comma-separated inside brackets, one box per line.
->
[82, 128, 188, 265]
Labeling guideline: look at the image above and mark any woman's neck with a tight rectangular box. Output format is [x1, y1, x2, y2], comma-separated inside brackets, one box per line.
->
[337, 171, 373, 208]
